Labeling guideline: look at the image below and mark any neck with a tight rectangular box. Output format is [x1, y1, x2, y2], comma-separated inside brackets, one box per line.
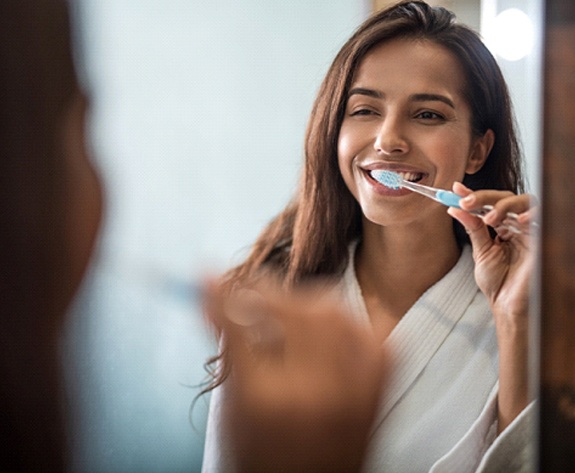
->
[355, 215, 462, 339]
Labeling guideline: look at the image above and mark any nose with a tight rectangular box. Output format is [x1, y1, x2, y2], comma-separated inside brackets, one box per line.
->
[373, 115, 409, 157]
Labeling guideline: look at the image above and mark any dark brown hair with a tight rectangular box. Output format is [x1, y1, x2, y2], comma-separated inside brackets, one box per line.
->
[0, 0, 79, 470]
[205, 0, 524, 389]
[228, 0, 522, 286]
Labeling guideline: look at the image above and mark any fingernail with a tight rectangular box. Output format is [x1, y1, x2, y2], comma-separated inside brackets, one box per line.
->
[462, 195, 475, 204]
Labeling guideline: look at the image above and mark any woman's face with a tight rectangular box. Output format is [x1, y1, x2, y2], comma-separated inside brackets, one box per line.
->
[338, 38, 492, 227]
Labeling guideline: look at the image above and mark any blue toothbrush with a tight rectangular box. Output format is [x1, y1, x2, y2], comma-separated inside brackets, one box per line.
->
[371, 169, 522, 233]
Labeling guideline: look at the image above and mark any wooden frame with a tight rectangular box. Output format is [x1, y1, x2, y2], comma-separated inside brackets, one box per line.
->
[539, 1, 575, 471]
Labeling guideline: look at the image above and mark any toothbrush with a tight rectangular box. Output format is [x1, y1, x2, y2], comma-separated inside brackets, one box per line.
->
[102, 256, 203, 305]
[371, 169, 522, 234]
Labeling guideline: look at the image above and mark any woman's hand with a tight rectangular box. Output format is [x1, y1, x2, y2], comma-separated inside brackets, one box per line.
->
[448, 181, 538, 432]
[204, 279, 387, 473]
[447, 181, 537, 324]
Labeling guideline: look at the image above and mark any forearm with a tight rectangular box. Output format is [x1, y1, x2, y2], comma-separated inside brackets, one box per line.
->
[496, 318, 531, 433]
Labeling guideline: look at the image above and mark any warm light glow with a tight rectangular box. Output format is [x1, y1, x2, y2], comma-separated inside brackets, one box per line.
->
[484, 8, 535, 61]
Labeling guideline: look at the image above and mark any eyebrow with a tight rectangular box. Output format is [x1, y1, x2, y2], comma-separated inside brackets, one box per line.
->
[348, 87, 384, 99]
[347, 88, 455, 109]
[410, 93, 455, 109]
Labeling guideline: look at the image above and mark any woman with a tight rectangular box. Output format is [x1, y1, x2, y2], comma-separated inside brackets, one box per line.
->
[202, 1, 536, 472]
[0, 0, 103, 470]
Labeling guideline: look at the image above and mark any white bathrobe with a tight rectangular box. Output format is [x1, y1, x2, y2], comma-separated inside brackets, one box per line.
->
[201, 244, 534, 472]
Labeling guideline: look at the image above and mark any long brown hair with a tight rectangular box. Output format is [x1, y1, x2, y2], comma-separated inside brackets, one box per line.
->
[0, 0, 79, 470]
[205, 0, 524, 389]
[227, 1, 522, 290]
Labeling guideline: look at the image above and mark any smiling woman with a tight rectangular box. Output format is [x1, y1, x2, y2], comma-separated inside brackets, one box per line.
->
[337, 38, 495, 250]
[202, 2, 537, 472]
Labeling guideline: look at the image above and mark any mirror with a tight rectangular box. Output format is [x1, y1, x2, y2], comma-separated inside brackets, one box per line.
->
[64, 1, 543, 471]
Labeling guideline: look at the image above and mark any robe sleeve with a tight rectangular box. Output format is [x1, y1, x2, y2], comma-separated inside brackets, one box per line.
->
[201, 383, 236, 473]
[430, 383, 536, 473]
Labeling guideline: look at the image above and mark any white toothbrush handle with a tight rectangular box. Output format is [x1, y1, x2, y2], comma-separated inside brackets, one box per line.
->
[469, 205, 525, 235]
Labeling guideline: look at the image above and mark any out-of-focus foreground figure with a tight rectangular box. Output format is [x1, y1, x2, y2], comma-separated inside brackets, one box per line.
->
[0, 0, 103, 470]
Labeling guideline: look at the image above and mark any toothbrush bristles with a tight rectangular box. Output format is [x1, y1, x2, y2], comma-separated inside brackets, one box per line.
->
[371, 170, 403, 190]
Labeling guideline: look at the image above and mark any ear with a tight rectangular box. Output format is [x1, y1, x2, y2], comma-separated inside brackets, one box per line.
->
[465, 129, 494, 174]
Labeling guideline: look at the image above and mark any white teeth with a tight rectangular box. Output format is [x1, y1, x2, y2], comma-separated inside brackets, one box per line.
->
[397, 172, 420, 182]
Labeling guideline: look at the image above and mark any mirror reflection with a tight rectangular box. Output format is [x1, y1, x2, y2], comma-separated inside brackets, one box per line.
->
[63, 0, 542, 471]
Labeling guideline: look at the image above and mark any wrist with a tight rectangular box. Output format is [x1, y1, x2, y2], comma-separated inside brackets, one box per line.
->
[493, 307, 530, 338]
[495, 313, 532, 433]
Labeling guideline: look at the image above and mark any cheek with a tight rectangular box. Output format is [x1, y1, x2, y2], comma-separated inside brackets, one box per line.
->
[422, 131, 473, 180]
[337, 128, 351, 169]
[337, 121, 364, 173]
[66, 157, 104, 296]
[337, 131, 357, 192]
[62, 98, 104, 300]
[337, 119, 368, 160]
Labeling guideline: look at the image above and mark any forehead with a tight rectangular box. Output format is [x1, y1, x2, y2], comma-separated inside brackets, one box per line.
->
[351, 38, 467, 100]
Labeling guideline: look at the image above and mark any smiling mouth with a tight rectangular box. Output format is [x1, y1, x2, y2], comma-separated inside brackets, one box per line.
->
[368, 170, 425, 183]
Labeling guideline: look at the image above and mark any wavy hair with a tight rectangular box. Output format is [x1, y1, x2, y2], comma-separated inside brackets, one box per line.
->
[204, 0, 524, 391]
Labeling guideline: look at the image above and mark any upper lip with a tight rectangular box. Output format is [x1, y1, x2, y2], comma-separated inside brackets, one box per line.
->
[362, 161, 425, 174]
[361, 162, 429, 182]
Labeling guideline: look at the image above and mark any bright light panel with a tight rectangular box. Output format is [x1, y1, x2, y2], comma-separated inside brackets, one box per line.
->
[484, 8, 535, 61]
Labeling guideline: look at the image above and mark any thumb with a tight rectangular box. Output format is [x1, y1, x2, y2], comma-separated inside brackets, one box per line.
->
[447, 185, 493, 257]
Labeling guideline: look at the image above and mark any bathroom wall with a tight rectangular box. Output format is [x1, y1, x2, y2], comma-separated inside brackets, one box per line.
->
[65, 1, 368, 472]
[64, 1, 542, 471]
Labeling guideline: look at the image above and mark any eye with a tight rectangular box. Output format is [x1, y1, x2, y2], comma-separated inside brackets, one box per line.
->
[350, 108, 378, 117]
[415, 110, 445, 120]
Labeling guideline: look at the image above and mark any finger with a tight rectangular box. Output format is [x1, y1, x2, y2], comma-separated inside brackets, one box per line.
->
[492, 223, 517, 242]
[516, 204, 540, 228]
[202, 281, 271, 375]
[453, 183, 536, 233]
[225, 287, 268, 327]
[457, 188, 516, 211]
[462, 192, 528, 215]
[484, 195, 531, 227]
[212, 279, 332, 366]
[448, 206, 494, 257]
[452, 181, 472, 198]
[203, 280, 268, 334]
[482, 195, 539, 239]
